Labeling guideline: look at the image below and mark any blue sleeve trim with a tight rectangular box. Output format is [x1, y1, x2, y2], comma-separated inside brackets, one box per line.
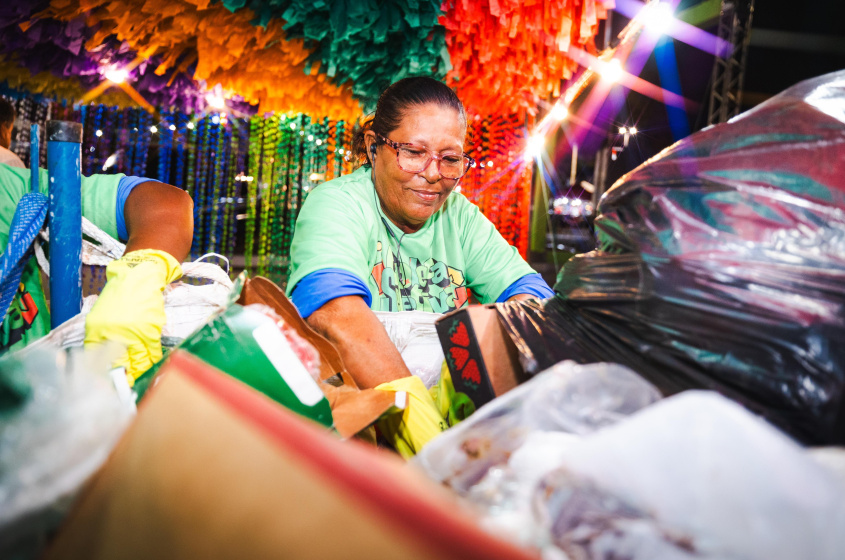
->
[116, 176, 160, 241]
[496, 273, 555, 303]
[290, 268, 372, 319]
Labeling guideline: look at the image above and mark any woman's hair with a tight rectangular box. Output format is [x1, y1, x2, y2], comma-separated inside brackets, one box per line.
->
[352, 76, 467, 166]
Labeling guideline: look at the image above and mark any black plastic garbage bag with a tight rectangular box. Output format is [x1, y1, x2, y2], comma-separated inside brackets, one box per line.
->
[499, 71, 845, 444]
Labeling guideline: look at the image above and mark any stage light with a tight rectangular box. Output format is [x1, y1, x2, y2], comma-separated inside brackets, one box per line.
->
[102, 154, 117, 170]
[149, 125, 158, 133]
[169, 124, 176, 131]
[211, 115, 220, 125]
[206, 93, 226, 109]
[619, 126, 628, 135]
[186, 122, 195, 130]
[550, 104, 568, 121]
[640, 2, 675, 36]
[629, 126, 638, 135]
[95, 129, 103, 137]
[525, 135, 546, 158]
[104, 68, 127, 83]
[600, 59, 623, 83]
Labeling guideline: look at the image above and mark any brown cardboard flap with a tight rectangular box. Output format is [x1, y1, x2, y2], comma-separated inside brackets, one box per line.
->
[238, 276, 356, 389]
[323, 384, 398, 439]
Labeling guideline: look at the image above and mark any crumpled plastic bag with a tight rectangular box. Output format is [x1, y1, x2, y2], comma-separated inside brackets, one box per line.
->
[413, 360, 660, 495]
[374, 310, 445, 389]
[535, 391, 845, 560]
[413, 361, 659, 548]
[0, 340, 135, 557]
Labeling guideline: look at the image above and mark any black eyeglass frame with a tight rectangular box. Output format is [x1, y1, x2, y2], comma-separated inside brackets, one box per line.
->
[374, 133, 476, 179]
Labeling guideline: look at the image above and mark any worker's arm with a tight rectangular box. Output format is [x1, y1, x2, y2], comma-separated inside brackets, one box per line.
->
[306, 295, 411, 389]
[308, 295, 446, 457]
[123, 181, 193, 260]
[85, 181, 193, 383]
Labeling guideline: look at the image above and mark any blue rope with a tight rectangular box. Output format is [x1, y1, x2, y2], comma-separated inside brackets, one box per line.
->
[0, 193, 48, 322]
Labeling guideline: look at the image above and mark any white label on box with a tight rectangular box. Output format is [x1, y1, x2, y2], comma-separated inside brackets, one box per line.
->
[252, 322, 325, 407]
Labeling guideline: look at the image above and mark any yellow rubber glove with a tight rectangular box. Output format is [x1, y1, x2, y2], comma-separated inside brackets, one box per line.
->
[84, 249, 182, 385]
[375, 375, 448, 459]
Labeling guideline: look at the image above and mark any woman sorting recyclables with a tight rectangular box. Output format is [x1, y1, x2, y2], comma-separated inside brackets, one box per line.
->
[287, 77, 554, 456]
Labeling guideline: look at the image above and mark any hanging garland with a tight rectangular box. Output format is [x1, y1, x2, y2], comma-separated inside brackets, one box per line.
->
[5, 96, 50, 168]
[244, 115, 263, 272]
[39, 0, 361, 120]
[259, 0, 448, 109]
[270, 116, 292, 281]
[441, 0, 610, 115]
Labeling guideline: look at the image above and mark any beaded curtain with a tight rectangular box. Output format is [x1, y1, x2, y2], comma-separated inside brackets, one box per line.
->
[3, 95, 51, 168]
[4, 97, 355, 285]
[461, 114, 533, 257]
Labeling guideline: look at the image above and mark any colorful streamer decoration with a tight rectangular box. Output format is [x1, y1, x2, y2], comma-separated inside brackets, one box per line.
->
[0, 0, 613, 272]
[2, 96, 355, 281]
[39, 0, 361, 120]
[441, 0, 613, 115]
[250, 0, 449, 108]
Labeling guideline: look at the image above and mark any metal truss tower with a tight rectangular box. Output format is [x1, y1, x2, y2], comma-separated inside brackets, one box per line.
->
[707, 0, 755, 125]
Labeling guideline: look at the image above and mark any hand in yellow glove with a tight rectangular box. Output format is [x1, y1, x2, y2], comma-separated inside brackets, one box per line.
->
[375, 375, 448, 459]
[84, 249, 182, 385]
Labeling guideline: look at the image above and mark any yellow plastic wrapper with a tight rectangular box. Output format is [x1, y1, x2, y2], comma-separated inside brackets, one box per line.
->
[430, 363, 476, 427]
[375, 375, 447, 460]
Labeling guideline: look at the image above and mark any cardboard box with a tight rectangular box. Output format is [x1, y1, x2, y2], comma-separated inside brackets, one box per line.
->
[436, 304, 527, 409]
[44, 352, 538, 560]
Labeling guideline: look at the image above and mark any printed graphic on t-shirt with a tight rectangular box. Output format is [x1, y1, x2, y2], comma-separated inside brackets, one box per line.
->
[371, 240, 469, 313]
[0, 282, 39, 350]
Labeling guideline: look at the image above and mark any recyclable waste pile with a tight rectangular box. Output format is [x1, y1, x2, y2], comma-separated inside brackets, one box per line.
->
[415, 361, 845, 560]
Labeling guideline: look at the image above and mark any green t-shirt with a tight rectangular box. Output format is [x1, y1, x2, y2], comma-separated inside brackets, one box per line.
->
[0, 164, 121, 353]
[287, 166, 536, 313]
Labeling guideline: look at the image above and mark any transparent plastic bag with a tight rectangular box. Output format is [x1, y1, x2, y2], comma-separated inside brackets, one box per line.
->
[413, 361, 660, 549]
[535, 391, 845, 560]
[414, 361, 660, 494]
[374, 310, 444, 388]
[0, 341, 135, 557]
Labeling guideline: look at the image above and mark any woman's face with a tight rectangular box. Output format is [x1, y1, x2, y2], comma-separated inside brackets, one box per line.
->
[366, 103, 466, 234]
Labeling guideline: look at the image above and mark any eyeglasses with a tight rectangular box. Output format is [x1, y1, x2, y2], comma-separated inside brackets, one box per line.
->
[376, 133, 476, 180]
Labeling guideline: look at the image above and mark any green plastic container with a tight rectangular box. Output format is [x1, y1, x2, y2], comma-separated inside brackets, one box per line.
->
[137, 303, 333, 429]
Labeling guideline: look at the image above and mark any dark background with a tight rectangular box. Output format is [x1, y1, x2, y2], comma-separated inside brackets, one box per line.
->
[603, 0, 845, 184]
